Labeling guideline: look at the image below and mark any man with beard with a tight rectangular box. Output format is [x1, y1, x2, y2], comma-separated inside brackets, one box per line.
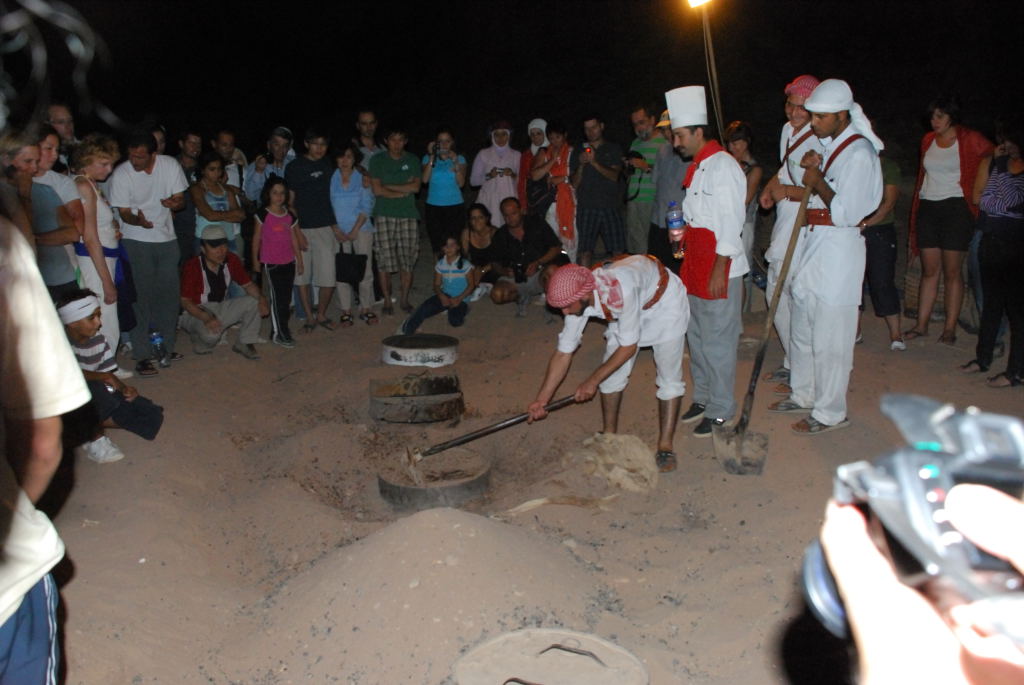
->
[769, 79, 883, 435]
[666, 85, 748, 438]
[625, 105, 662, 255]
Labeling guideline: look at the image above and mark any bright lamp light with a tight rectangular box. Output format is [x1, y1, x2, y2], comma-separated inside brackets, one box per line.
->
[688, 0, 712, 7]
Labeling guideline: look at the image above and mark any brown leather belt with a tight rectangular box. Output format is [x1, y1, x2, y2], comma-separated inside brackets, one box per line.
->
[594, 254, 669, 321]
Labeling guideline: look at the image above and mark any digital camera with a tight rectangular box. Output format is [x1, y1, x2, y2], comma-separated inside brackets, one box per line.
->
[802, 394, 1024, 647]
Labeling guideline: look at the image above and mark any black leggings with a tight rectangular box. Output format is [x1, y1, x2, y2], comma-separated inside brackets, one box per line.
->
[975, 222, 1024, 378]
[264, 262, 296, 339]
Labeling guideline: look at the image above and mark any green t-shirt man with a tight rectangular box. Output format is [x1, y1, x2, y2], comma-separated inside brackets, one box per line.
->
[369, 151, 421, 219]
[627, 136, 661, 204]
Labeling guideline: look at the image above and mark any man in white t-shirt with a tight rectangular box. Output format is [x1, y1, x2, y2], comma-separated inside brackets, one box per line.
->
[0, 210, 90, 682]
[108, 130, 188, 377]
[527, 257, 690, 472]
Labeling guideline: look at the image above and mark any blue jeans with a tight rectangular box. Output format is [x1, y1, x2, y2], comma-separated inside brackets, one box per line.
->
[402, 295, 467, 334]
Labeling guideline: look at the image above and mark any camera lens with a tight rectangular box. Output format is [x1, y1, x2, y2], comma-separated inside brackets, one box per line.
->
[801, 539, 849, 639]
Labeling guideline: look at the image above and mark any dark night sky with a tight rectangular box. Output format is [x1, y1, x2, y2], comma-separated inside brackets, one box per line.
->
[17, 0, 1024, 165]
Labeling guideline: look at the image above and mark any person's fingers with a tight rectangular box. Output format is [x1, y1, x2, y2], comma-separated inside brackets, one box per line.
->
[946, 484, 1024, 570]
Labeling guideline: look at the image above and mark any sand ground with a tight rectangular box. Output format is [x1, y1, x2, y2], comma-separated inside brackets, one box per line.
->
[49, 236, 1022, 684]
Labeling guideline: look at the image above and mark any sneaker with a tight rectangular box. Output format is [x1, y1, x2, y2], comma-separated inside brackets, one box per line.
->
[890, 339, 907, 352]
[74, 436, 125, 463]
[693, 416, 726, 438]
[232, 342, 261, 360]
[272, 334, 296, 349]
[680, 402, 706, 424]
[113, 367, 134, 380]
[158, 352, 185, 367]
[254, 336, 268, 344]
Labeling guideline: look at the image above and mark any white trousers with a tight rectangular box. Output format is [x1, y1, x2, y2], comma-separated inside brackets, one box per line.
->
[788, 290, 857, 426]
[598, 334, 687, 400]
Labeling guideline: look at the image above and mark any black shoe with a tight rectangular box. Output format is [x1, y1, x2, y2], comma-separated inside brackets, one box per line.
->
[680, 402, 706, 424]
[693, 416, 726, 438]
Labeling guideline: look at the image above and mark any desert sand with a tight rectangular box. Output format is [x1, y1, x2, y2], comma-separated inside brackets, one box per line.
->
[49, 237, 1021, 684]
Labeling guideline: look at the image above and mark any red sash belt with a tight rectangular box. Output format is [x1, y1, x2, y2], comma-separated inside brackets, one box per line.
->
[679, 226, 731, 300]
[806, 208, 835, 226]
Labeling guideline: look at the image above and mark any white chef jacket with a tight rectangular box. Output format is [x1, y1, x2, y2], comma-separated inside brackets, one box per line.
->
[681, 149, 749, 278]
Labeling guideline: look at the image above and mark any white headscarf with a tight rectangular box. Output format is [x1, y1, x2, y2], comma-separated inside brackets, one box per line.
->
[804, 79, 884, 152]
[528, 118, 549, 155]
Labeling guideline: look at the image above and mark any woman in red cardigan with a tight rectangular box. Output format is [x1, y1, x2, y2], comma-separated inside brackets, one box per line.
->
[905, 96, 993, 345]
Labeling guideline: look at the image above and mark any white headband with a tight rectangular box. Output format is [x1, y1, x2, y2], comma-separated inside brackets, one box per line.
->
[58, 296, 100, 325]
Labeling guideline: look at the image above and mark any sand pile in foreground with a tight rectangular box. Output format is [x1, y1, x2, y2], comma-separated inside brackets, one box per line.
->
[219, 507, 595, 684]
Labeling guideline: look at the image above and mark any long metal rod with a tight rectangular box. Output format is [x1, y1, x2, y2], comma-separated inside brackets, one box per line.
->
[419, 395, 576, 458]
[702, 5, 726, 137]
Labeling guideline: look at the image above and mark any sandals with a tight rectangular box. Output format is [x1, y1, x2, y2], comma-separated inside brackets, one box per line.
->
[937, 332, 957, 347]
[768, 398, 808, 413]
[339, 314, 355, 328]
[135, 359, 158, 377]
[763, 366, 790, 383]
[792, 416, 850, 436]
[903, 328, 927, 341]
[773, 383, 792, 396]
[655, 450, 677, 473]
[959, 359, 989, 374]
[301, 323, 316, 334]
[359, 311, 379, 326]
[987, 372, 1023, 388]
[317, 318, 337, 331]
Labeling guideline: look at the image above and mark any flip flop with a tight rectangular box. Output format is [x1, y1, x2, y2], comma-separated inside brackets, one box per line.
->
[959, 359, 988, 374]
[773, 383, 792, 396]
[301, 323, 316, 334]
[655, 450, 677, 473]
[339, 314, 355, 328]
[937, 333, 957, 347]
[359, 311, 379, 325]
[768, 398, 808, 413]
[317, 319, 338, 331]
[903, 329, 927, 341]
[987, 372, 1022, 388]
[792, 417, 850, 435]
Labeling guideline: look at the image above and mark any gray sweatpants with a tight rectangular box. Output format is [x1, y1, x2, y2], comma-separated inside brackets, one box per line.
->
[123, 239, 181, 360]
[180, 297, 262, 348]
[686, 276, 742, 420]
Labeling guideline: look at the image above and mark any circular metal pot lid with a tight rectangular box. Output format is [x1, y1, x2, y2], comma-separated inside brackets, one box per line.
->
[453, 628, 648, 684]
[381, 334, 459, 368]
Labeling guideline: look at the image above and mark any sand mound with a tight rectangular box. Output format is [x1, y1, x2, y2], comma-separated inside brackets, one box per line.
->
[217, 507, 596, 684]
[574, 432, 658, 493]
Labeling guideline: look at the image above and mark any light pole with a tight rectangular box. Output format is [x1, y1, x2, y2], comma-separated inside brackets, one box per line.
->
[688, 0, 726, 137]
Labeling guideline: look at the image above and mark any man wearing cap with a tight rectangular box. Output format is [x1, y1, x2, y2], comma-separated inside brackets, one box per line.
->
[179, 225, 269, 360]
[768, 79, 883, 434]
[757, 75, 824, 390]
[625, 105, 662, 255]
[665, 85, 748, 438]
[527, 257, 689, 472]
[648, 109, 690, 271]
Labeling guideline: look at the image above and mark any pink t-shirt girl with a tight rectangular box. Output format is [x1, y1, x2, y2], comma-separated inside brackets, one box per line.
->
[257, 208, 298, 264]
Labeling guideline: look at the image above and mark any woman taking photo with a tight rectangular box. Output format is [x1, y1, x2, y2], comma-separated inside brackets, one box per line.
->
[470, 121, 520, 223]
[421, 127, 466, 253]
[531, 120, 576, 262]
[331, 142, 378, 326]
[905, 95, 993, 345]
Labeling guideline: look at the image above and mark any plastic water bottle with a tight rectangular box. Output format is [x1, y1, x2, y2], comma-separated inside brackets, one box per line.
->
[666, 201, 686, 259]
[149, 330, 167, 363]
[666, 201, 685, 232]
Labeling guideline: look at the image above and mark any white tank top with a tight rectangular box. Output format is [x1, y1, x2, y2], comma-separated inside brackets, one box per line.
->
[919, 139, 963, 200]
[78, 176, 119, 248]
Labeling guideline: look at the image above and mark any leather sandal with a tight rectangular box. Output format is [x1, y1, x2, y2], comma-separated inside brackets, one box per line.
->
[655, 450, 677, 473]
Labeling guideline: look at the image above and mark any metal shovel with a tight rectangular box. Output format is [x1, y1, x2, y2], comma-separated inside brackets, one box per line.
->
[403, 395, 577, 485]
[714, 185, 812, 475]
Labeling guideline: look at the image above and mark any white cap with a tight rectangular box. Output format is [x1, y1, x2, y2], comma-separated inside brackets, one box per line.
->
[665, 86, 708, 129]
